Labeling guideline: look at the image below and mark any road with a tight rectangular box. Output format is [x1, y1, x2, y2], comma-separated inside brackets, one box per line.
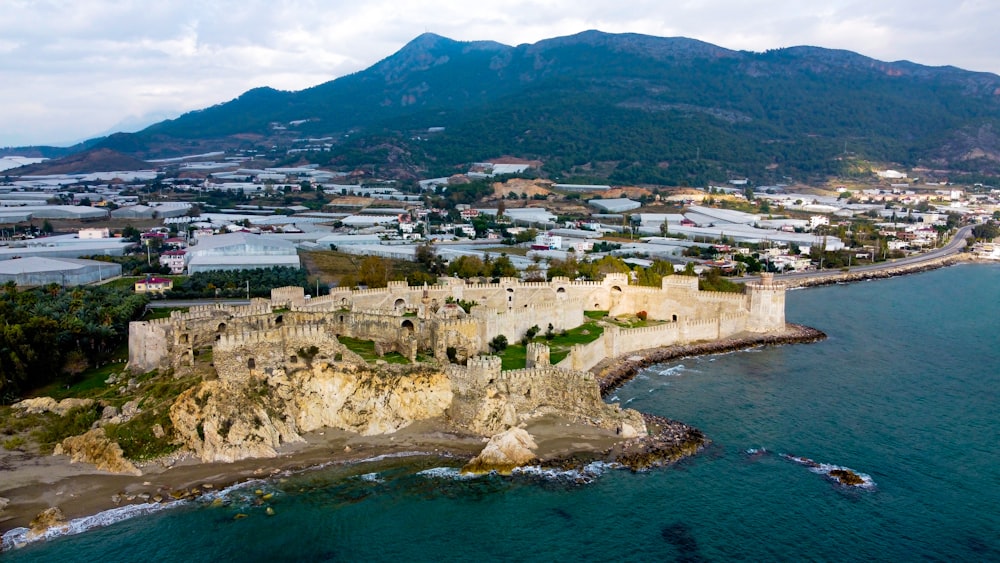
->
[747, 225, 974, 284]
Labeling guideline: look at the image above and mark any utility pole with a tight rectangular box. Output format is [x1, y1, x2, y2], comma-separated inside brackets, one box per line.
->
[246, 280, 249, 300]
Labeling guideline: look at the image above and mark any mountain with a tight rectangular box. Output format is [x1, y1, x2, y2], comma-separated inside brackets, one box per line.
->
[80, 31, 1000, 183]
[9, 148, 151, 176]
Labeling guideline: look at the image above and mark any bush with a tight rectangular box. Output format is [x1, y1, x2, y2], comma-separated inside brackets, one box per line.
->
[637, 311, 648, 321]
[489, 335, 509, 353]
[33, 404, 101, 452]
[3, 436, 25, 450]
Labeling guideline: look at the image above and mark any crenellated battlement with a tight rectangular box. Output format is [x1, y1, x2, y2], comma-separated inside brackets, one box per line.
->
[128, 271, 786, 375]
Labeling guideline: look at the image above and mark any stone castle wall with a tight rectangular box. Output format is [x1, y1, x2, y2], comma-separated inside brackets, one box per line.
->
[128, 275, 785, 377]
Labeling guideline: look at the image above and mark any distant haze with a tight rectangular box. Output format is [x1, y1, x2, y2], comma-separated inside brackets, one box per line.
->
[2, 0, 998, 147]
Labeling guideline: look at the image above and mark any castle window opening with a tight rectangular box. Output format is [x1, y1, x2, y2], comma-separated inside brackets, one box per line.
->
[611, 286, 623, 293]
[275, 315, 283, 325]
[180, 334, 189, 344]
[247, 358, 256, 370]
[217, 323, 227, 333]
[338, 315, 345, 323]
[672, 314, 678, 322]
[401, 319, 415, 332]
[556, 287, 566, 293]
[394, 298, 406, 310]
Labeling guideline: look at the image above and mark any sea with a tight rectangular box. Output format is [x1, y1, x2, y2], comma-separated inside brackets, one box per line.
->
[4, 263, 999, 562]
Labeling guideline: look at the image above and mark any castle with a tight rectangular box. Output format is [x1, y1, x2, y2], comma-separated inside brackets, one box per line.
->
[128, 273, 786, 381]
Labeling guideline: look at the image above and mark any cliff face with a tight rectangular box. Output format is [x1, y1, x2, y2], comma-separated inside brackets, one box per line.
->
[171, 362, 453, 463]
[170, 359, 645, 464]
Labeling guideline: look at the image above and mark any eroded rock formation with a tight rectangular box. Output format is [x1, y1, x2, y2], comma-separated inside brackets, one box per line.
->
[53, 428, 142, 476]
[169, 353, 647, 465]
[462, 428, 539, 474]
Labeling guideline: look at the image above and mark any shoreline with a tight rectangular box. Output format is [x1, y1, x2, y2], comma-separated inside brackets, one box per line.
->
[0, 409, 706, 540]
[20, 257, 967, 545]
[777, 254, 969, 289]
[0, 420, 486, 536]
[0, 323, 825, 543]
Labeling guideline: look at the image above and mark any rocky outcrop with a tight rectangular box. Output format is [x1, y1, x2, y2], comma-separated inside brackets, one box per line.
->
[53, 428, 142, 476]
[0, 497, 9, 513]
[11, 397, 95, 416]
[27, 507, 67, 540]
[607, 414, 708, 471]
[462, 428, 539, 474]
[169, 355, 648, 465]
[448, 360, 648, 438]
[170, 362, 453, 463]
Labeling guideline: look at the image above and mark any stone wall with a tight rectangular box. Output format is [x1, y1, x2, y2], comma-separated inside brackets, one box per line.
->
[127, 319, 172, 373]
[129, 273, 786, 375]
[446, 355, 645, 436]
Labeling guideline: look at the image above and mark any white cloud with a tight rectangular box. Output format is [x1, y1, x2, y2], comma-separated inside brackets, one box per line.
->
[1, 0, 997, 147]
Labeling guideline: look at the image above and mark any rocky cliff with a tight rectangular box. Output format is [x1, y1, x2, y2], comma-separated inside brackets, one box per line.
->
[170, 357, 646, 464]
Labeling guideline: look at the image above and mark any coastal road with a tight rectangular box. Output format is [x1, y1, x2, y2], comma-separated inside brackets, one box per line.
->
[743, 225, 974, 284]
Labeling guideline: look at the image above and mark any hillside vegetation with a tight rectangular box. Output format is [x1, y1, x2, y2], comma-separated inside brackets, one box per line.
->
[80, 30, 1000, 184]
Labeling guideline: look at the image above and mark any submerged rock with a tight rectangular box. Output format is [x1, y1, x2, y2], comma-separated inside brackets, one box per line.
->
[828, 468, 865, 486]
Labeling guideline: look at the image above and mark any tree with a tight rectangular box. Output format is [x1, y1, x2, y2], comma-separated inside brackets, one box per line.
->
[491, 255, 517, 278]
[41, 220, 54, 234]
[358, 256, 391, 288]
[447, 255, 487, 279]
[489, 335, 508, 353]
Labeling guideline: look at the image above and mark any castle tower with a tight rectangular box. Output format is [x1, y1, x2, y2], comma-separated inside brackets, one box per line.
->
[467, 355, 503, 382]
[419, 283, 431, 319]
[525, 342, 551, 368]
[746, 272, 786, 332]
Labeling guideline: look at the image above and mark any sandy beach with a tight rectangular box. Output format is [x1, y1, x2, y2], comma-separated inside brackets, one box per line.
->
[0, 415, 629, 535]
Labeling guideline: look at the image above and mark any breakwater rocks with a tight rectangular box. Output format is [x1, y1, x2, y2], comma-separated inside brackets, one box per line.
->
[593, 324, 827, 396]
[608, 414, 707, 471]
[540, 414, 707, 473]
[781, 255, 964, 289]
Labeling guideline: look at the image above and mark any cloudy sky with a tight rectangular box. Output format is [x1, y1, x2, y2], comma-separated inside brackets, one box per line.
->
[2, 0, 997, 147]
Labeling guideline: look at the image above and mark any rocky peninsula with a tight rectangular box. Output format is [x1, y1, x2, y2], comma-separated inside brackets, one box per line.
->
[2, 273, 800, 544]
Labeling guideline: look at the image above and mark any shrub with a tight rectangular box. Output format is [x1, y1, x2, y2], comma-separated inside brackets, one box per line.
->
[637, 310, 648, 321]
[3, 436, 25, 450]
[489, 335, 508, 353]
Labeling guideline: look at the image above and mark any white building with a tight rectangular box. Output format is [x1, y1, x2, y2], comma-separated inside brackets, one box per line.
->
[78, 228, 110, 239]
[185, 232, 300, 274]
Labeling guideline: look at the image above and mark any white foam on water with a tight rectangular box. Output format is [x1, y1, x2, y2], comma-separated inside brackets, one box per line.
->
[2, 501, 182, 552]
[780, 454, 876, 489]
[416, 467, 477, 480]
[658, 364, 686, 376]
[2, 450, 458, 551]
[358, 472, 383, 483]
[512, 461, 618, 483]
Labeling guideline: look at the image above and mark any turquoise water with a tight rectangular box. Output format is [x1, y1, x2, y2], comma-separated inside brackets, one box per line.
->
[6, 264, 1000, 562]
